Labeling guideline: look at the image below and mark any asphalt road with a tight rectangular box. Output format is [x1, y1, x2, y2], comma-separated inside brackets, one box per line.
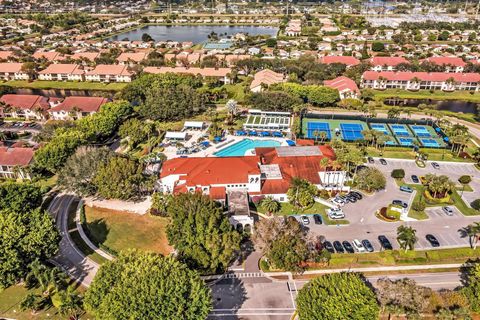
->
[210, 271, 463, 320]
[48, 194, 98, 287]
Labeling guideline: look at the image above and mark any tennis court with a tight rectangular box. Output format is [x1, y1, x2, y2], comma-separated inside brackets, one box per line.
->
[306, 122, 331, 139]
[420, 138, 440, 147]
[398, 137, 417, 146]
[370, 123, 390, 134]
[410, 125, 432, 138]
[389, 124, 412, 137]
[340, 123, 364, 141]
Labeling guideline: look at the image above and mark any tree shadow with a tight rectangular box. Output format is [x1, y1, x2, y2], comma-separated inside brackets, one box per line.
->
[457, 226, 472, 248]
[235, 240, 254, 266]
[85, 218, 109, 247]
[459, 258, 480, 287]
[210, 277, 248, 319]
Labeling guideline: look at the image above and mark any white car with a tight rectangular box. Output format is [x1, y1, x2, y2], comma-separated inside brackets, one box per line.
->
[352, 239, 366, 253]
[331, 197, 345, 206]
[327, 208, 345, 219]
[442, 206, 454, 216]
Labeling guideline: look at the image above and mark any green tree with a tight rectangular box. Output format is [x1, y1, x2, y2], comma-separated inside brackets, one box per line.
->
[267, 217, 310, 272]
[397, 225, 417, 252]
[0, 182, 43, 213]
[296, 272, 379, 320]
[141, 33, 154, 42]
[118, 118, 154, 149]
[166, 193, 241, 273]
[260, 197, 280, 215]
[371, 41, 385, 52]
[57, 146, 113, 197]
[84, 250, 212, 320]
[57, 286, 84, 320]
[391, 169, 405, 179]
[462, 261, 480, 312]
[424, 174, 455, 198]
[150, 192, 172, 217]
[287, 178, 318, 209]
[20, 293, 43, 314]
[247, 91, 302, 112]
[93, 156, 145, 200]
[0, 209, 59, 289]
[355, 167, 386, 192]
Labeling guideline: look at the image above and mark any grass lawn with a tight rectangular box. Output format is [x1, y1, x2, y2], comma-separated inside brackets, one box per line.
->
[224, 83, 247, 102]
[256, 202, 349, 225]
[451, 189, 480, 216]
[372, 89, 480, 103]
[84, 206, 172, 255]
[0, 284, 91, 320]
[3, 80, 127, 92]
[366, 146, 475, 163]
[321, 246, 480, 269]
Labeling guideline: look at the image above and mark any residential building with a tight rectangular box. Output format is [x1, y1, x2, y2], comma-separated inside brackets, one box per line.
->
[369, 56, 409, 71]
[0, 63, 30, 80]
[250, 69, 285, 92]
[0, 94, 50, 120]
[285, 19, 302, 37]
[117, 51, 148, 65]
[38, 64, 85, 81]
[422, 56, 466, 73]
[143, 66, 232, 83]
[324, 76, 360, 99]
[48, 96, 109, 120]
[0, 146, 34, 180]
[361, 71, 480, 92]
[85, 64, 133, 82]
[319, 55, 360, 68]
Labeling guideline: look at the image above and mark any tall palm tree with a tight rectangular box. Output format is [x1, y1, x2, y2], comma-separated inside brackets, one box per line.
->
[319, 131, 327, 144]
[57, 287, 83, 320]
[466, 222, 480, 250]
[397, 225, 417, 252]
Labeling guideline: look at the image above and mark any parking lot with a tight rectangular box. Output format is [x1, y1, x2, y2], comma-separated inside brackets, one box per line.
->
[291, 158, 479, 253]
[0, 121, 41, 132]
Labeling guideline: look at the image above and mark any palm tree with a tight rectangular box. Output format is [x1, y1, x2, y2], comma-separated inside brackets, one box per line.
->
[0, 131, 6, 142]
[20, 293, 42, 315]
[319, 131, 327, 144]
[397, 225, 417, 252]
[466, 222, 480, 250]
[312, 130, 320, 143]
[320, 157, 330, 187]
[57, 287, 83, 320]
[260, 197, 280, 215]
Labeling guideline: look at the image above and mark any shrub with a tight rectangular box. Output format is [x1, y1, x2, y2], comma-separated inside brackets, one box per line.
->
[259, 259, 270, 272]
[458, 175, 472, 184]
[391, 169, 405, 179]
[471, 199, 480, 210]
[411, 201, 426, 212]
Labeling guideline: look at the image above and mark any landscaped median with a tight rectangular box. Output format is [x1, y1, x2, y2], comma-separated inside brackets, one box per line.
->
[313, 247, 480, 270]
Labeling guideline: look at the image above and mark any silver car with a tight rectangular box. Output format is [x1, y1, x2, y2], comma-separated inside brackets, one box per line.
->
[442, 206, 454, 216]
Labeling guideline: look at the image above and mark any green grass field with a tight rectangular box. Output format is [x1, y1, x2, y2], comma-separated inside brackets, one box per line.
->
[322, 246, 480, 269]
[84, 206, 172, 255]
[3, 80, 127, 91]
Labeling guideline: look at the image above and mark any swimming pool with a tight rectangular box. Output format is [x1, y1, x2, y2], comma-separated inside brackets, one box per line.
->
[214, 139, 281, 157]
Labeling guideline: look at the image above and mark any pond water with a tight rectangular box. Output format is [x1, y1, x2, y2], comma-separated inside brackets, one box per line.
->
[384, 98, 479, 115]
[106, 25, 278, 43]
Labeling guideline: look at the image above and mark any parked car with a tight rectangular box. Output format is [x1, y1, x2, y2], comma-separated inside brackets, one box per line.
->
[442, 206, 454, 216]
[378, 235, 393, 250]
[345, 194, 357, 203]
[379, 158, 387, 165]
[367, 156, 374, 164]
[350, 191, 363, 200]
[426, 234, 440, 247]
[323, 241, 334, 253]
[327, 208, 345, 219]
[431, 162, 440, 169]
[399, 185, 413, 193]
[313, 214, 322, 225]
[333, 241, 345, 253]
[362, 239, 374, 252]
[352, 239, 366, 253]
[342, 241, 355, 253]
[411, 175, 419, 183]
[332, 197, 345, 206]
[301, 215, 310, 225]
[392, 200, 408, 209]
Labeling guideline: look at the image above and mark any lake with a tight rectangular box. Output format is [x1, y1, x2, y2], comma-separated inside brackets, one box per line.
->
[107, 25, 279, 43]
[384, 98, 479, 115]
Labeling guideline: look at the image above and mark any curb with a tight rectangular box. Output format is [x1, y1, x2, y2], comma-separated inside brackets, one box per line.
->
[75, 200, 115, 261]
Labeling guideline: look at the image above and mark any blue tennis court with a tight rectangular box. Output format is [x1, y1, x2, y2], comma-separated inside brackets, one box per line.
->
[390, 124, 411, 137]
[307, 122, 331, 139]
[398, 137, 415, 146]
[370, 123, 390, 134]
[420, 138, 440, 147]
[340, 123, 364, 140]
[410, 125, 432, 138]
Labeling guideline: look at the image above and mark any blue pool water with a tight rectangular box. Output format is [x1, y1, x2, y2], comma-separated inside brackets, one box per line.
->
[214, 139, 281, 157]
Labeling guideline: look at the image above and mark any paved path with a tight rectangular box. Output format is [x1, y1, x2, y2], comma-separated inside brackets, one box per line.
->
[48, 194, 99, 288]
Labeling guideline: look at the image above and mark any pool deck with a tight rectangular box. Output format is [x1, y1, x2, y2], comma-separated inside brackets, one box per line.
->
[163, 134, 287, 159]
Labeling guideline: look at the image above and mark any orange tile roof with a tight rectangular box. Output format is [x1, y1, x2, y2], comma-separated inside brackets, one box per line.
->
[250, 69, 284, 89]
[0, 147, 34, 166]
[86, 64, 132, 76]
[0, 94, 50, 111]
[0, 62, 24, 73]
[117, 52, 148, 63]
[38, 64, 84, 75]
[49, 96, 108, 113]
[144, 66, 231, 77]
[324, 76, 360, 94]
